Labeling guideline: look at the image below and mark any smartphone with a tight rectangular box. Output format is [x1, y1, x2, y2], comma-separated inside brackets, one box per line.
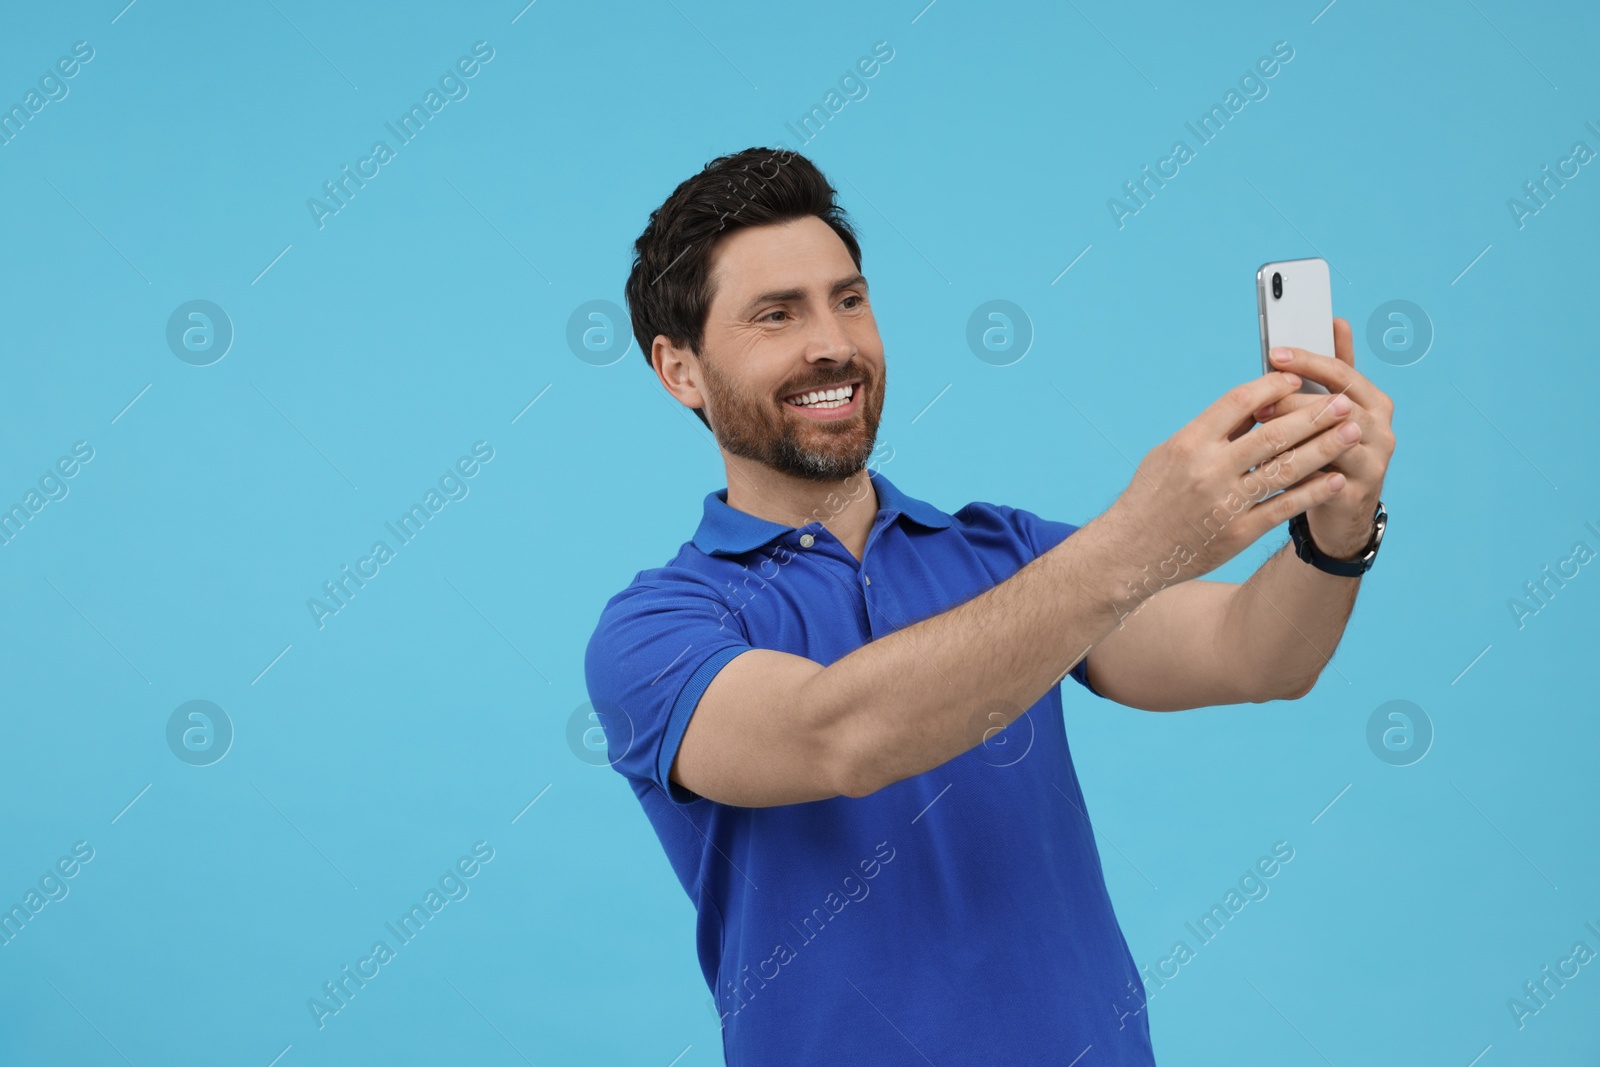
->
[1256, 257, 1332, 396]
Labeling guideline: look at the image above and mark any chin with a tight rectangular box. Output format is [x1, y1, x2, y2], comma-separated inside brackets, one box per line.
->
[776, 435, 876, 482]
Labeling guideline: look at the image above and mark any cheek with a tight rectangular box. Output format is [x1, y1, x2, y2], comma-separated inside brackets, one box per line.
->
[858, 307, 881, 337]
[731, 333, 794, 388]
[850, 317, 884, 361]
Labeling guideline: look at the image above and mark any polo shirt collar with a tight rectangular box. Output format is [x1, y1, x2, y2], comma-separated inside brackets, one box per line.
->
[691, 469, 951, 557]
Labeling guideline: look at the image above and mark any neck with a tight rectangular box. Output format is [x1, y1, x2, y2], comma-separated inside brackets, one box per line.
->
[722, 451, 879, 561]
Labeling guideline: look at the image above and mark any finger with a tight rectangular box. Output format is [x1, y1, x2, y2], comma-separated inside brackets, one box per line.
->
[1255, 392, 1328, 420]
[1257, 392, 1392, 480]
[1255, 390, 1372, 431]
[1332, 316, 1354, 369]
[1232, 392, 1355, 473]
[1238, 469, 1347, 542]
[1196, 371, 1303, 441]
[1308, 405, 1389, 486]
[1248, 419, 1362, 495]
[1267, 343, 1387, 415]
[1225, 406, 1259, 443]
[1315, 432, 1385, 487]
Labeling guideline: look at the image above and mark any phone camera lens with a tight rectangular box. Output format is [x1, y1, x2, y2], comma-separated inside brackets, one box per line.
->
[1271, 272, 1283, 299]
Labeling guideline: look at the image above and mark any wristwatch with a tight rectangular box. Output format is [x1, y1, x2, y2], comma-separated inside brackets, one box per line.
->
[1288, 501, 1387, 577]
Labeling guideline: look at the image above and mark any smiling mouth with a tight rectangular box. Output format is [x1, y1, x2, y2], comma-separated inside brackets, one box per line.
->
[783, 381, 859, 410]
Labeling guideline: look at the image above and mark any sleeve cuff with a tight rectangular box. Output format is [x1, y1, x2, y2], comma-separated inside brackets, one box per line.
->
[656, 645, 750, 804]
[1071, 652, 1108, 700]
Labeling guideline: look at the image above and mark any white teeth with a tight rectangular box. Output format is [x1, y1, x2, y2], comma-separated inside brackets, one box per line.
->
[787, 384, 855, 408]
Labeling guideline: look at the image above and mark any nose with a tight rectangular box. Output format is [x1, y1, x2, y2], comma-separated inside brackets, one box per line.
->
[804, 307, 856, 364]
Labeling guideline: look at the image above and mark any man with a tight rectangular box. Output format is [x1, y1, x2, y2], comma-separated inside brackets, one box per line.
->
[584, 147, 1394, 1065]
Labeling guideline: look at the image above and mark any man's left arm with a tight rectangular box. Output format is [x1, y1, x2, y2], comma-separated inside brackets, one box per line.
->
[1083, 317, 1396, 711]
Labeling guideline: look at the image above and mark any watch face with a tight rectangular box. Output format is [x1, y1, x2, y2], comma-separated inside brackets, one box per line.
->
[1352, 504, 1385, 570]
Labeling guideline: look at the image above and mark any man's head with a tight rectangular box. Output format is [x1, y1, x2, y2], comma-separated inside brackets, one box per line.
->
[625, 147, 885, 481]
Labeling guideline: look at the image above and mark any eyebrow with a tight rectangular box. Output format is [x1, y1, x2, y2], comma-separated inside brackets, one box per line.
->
[739, 272, 868, 318]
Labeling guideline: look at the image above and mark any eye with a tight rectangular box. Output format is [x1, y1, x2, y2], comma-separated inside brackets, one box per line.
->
[760, 309, 788, 322]
[840, 294, 864, 310]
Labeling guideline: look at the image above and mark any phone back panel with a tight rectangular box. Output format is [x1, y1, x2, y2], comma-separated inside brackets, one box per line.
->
[1257, 257, 1333, 395]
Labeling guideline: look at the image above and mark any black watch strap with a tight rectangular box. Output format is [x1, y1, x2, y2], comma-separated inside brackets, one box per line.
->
[1288, 501, 1386, 577]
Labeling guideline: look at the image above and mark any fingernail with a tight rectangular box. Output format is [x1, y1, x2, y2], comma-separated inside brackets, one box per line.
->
[1338, 422, 1361, 443]
[1256, 404, 1274, 419]
[1284, 373, 1301, 388]
[1328, 473, 1346, 491]
[1329, 395, 1351, 415]
[1270, 347, 1293, 363]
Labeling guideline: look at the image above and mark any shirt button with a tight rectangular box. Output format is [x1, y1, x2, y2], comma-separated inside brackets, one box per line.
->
[864, 575, 872, 586]
[799, 533, 815, 548]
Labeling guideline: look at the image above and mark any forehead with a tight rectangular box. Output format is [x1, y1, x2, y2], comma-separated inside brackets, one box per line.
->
[706, 216, 856, 309]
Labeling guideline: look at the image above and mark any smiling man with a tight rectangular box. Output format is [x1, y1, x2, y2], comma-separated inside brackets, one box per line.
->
[585, 147, 1394, 1065]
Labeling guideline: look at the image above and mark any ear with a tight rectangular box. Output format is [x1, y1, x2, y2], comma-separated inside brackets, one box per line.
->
[652, 335, 708, 414]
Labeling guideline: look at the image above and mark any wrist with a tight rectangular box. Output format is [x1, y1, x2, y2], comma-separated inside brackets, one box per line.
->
[1306, 500, 1378, 559]
[1290, 501, 1386, 577]
[1076, 508, 1181, 625]
[1317, 533, 1370, 561]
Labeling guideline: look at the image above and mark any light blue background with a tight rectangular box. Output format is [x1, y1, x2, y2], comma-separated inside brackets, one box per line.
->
[2, 1, 1596, 1064]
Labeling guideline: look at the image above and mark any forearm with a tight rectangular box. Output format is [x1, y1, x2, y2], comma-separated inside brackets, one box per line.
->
[1219, 540, 1361, 700]
[805, 514, 1138, 797]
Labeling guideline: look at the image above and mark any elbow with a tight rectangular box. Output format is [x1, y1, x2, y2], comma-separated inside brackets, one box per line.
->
[836, 772, 878, 800]
[1267, 672, 1320, 702]
[1239, 667, 1321, 704]
[824, 711, 893, 799]
[799, 675, 882, 800]
[830, 743, 883, 799]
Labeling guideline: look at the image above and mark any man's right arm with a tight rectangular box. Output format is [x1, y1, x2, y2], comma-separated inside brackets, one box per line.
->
[671, 369, 1348, 807]
[672, 513, 1137, 807]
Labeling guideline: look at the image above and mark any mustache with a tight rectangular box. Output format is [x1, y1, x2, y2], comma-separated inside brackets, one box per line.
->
[779, 365, 870, 398]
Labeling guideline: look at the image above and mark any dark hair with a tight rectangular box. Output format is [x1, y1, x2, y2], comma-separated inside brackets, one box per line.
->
[624, 147, 863, 428]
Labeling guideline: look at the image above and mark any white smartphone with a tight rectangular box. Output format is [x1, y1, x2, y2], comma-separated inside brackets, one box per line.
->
[1257, 257, 1333, 396]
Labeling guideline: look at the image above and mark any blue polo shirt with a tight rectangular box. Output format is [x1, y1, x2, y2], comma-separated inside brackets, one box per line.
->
[584, 470, 1155, 1065]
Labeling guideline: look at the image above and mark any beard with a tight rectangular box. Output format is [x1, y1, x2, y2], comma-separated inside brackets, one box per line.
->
[699, 355, 885, 482]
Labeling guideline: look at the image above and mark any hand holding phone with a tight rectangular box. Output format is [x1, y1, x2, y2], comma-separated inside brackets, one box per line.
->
[1248, 261, 1399, 561]
[1257, 257, 1333, 396]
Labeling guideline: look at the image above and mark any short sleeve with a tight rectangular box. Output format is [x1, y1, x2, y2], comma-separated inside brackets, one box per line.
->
[1003, 506, 1108, 700]
[584, 572, 754, 803]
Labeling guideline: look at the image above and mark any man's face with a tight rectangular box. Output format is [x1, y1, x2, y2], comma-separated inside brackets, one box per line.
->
[693, 215, 885, 481]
